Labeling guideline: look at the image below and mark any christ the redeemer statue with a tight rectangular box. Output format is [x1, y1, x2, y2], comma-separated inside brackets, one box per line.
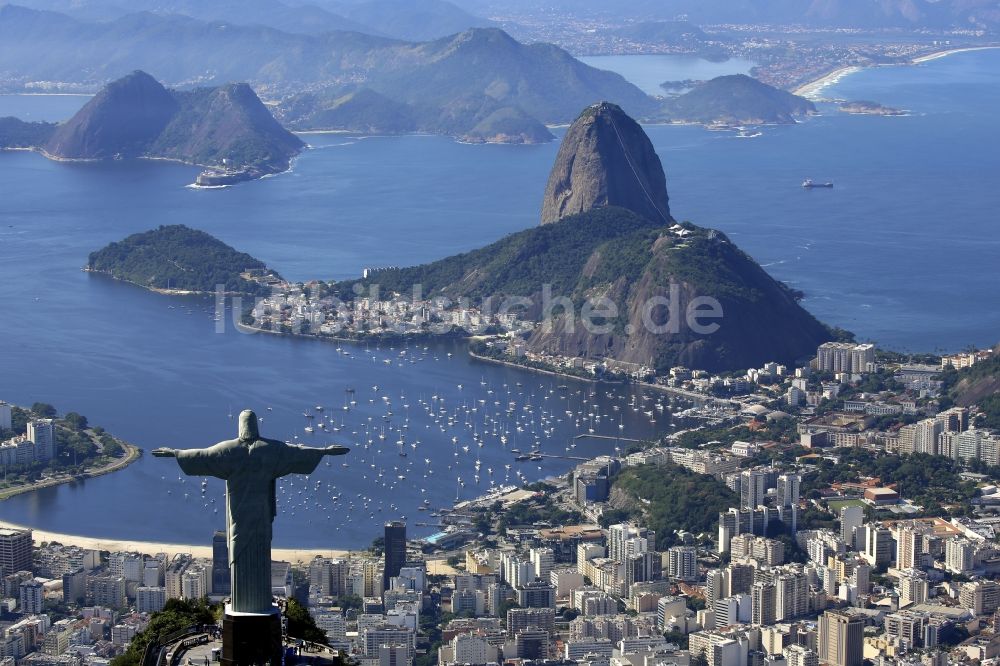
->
[153, 410, 349, 615]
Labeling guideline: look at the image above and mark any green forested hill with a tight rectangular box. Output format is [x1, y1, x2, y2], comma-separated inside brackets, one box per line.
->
[943, 350, 1000, 429]
[0, 117, 56, 148]
[87, 225, 275, 295]
[334, 206, 830, 372]
[608, 462, 739, 548]
[337, 207, 661, 303]
[659, 74, 815, 125]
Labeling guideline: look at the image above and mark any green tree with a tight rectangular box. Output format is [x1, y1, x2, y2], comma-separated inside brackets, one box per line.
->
[610, 463, 738, 548]
[337, 594, 363, 612]
[31, 403, 57, 418]
[63, 412, 89, 431]
[498, 598, 521, 619]
[103, 440, 124, 458]
[285, 598, 327, 645]
[416, 609, 454, 666]
[110, 598, 216, 666]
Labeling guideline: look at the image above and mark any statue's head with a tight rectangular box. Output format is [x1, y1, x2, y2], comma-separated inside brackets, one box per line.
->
[238, 410, 260, 442]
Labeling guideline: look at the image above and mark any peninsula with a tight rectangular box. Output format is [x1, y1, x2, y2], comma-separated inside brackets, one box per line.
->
[245, 103, 833, 374]
[0, 401, 138, 501]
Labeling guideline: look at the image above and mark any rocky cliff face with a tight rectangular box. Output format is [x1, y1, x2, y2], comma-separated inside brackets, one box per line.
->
[523, 218, 832, 372]
[150, 82, 304, 171]
[540, 102, 671, 225]
[43, 70, 302, 174]
[45, 70, 179, 159]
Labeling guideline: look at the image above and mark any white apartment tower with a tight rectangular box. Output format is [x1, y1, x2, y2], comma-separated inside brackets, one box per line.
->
[26, 419, 55, 461]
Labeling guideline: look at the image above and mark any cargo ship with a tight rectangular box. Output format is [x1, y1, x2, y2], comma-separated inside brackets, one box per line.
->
[802, 178, 834, 188]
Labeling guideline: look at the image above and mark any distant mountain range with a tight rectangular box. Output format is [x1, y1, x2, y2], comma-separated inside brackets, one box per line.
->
[649, 0, 1000, 30]
[0, 6, 654, 140]
[2, 0, 493, 40]
[329, 0, 495, 41]
[0, 5, 830, 144]
[453, 0, 1000, 31]
[0, 4, 394, 87]
[274, 28, 652, 138]
[277, 87, 553, 143]
[0, 71, 303, 179]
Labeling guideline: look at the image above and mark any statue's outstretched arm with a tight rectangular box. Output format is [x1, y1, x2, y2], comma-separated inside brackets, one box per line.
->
[153, 441, 235, 478]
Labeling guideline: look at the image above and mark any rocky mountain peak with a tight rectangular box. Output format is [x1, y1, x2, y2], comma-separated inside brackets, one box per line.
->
[540, 101, 671, 225]
[45, 69, 179, 159]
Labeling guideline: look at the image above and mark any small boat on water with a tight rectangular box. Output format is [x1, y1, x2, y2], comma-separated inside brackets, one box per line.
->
[802, 178, 834, 188]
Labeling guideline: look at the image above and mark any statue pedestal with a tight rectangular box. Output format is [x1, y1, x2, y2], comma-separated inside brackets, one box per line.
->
[222, 604, 283, 666]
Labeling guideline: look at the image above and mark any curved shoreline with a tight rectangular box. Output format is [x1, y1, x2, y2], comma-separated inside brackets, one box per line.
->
[0, 146, 291, 186]
[0, 518, 352, 563]
[82, 268, 253, 297]
[911, 45, 1000, 64]
[792, 45, 1000, 99]
[0, 441, 141, 502]
[793, 65, 864, 99]
[467, 348, 598, 383]
[235, 321, 470, 346]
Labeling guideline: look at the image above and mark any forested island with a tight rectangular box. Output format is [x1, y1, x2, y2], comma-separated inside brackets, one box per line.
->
[839, 100, 907, 115]
[656, 74, 816, 126]
[87, 225, 280, 296]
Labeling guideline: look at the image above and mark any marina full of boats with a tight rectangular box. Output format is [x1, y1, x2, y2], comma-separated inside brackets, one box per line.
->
[160, 340, 693, 545]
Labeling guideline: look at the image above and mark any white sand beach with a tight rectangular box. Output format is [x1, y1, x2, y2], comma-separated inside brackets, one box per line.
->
[912, 46, 1000, 64]
[0, 519, 350, 563]
[793, 65, 864, 99]
[794, 45, 1000, 100]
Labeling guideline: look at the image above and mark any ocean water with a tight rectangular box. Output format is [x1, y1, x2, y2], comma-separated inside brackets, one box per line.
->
[0, 50, 997, 548]
[578, 54, 755, 96]
[0, 94, 92, 122]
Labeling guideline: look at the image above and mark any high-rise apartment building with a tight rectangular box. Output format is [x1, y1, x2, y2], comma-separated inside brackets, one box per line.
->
[0, 528, 32, 576]
[816, 343, 875, 375]
[383, 521, 406, 593]
[818, 610, 863, 666]
[26, 420, 55, 461]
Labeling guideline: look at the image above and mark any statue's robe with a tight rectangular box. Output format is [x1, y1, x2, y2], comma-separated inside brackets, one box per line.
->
[176, 437, 327, 614]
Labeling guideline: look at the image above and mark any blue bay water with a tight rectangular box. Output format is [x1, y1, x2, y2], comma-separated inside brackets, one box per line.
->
[0, 51, 997, 548]
[578, 55, 755, 96]
[0, 94, 93, 122]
